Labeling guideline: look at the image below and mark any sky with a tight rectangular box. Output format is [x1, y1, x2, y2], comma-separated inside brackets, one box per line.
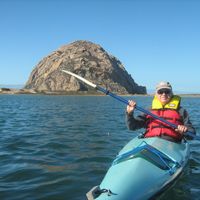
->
[0, 0, 200, 93]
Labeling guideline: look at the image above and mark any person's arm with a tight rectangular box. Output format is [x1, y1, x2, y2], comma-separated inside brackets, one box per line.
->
[126, 100, 147, 130]
[126, 112, 146, 130]
[178, 107, 196, 139]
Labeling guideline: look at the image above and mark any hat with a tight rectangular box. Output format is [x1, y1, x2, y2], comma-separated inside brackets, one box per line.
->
[156, 81, 172, 92]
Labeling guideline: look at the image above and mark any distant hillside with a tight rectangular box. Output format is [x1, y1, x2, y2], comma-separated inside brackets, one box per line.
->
[147, 88, 200, 95]
[0, 85, 24, 89]
[25, 40, 146, 95]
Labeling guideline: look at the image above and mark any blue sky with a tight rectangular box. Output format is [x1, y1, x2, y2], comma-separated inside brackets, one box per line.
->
[0, 0, 199, 93]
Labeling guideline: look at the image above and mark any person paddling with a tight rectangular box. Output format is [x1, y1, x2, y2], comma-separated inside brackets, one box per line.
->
[126, 81, 196, 142]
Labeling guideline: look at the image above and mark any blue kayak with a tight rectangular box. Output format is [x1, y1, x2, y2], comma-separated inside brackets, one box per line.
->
[86, 137, 190, 200]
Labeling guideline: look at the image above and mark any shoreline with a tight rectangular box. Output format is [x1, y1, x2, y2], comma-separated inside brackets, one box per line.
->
[0, 88, 200, 97]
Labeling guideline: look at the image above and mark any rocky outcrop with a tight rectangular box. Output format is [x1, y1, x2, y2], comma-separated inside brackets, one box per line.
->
[25, 40, 146, 94]
[0, 88, 37, 95]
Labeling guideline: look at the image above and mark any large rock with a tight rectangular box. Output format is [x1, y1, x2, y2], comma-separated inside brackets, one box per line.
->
[25, 40, 146, 94]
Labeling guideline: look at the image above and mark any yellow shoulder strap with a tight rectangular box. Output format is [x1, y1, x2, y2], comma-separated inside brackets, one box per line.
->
[152, 96, 163, 109]
[152, 95, 181, 110]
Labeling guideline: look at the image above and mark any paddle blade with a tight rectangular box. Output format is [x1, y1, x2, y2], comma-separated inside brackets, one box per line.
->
[62, 70, 97, 88]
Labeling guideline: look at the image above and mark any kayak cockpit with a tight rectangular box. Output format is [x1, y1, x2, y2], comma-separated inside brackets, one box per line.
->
[112, 141, 180, 174]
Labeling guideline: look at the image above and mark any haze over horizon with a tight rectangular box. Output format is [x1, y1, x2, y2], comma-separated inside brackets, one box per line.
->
[0, 84, 198, 95]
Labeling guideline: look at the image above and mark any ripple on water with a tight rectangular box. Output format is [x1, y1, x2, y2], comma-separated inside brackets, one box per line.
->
[0, 95, 200, 200]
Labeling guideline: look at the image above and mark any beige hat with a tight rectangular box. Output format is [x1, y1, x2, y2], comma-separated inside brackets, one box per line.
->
[156, 81, 172, 92]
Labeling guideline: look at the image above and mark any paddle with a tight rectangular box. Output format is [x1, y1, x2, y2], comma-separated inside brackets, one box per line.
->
[62, 70, 199, 140]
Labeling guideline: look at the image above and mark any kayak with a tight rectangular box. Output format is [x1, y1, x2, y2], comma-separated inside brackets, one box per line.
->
[86, 136, 190, 200]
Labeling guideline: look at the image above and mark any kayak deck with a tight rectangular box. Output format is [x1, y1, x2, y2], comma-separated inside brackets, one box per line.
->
[113, 140, 180, 174]
[86, 137, 189, 200]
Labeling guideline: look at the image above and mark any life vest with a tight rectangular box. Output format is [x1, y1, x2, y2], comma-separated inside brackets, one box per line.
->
[144, 95, 183, 141]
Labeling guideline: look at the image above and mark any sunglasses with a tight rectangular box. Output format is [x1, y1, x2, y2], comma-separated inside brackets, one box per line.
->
[157, 89, 171, 95]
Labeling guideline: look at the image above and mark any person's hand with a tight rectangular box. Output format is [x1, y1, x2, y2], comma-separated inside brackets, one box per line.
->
[126, 100, 136, 114]
[175, 125, 188, 134]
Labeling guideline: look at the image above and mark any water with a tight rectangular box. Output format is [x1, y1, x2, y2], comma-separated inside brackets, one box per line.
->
[0, 95, 199, 200]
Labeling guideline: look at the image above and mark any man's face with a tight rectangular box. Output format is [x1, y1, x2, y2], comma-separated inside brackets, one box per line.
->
[156, 88, 172, 105]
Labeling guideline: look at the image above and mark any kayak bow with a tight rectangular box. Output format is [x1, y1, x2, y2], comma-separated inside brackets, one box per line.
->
[86, 137, 189, 200]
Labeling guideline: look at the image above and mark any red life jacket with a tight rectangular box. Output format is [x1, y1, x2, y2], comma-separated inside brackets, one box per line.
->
[144, 96, 183, 141]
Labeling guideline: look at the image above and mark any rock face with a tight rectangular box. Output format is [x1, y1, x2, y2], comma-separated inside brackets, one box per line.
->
[25, 40, 146, 94]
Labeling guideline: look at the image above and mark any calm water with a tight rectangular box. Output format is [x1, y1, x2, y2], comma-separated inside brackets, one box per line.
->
[0, 95, 200, 200]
